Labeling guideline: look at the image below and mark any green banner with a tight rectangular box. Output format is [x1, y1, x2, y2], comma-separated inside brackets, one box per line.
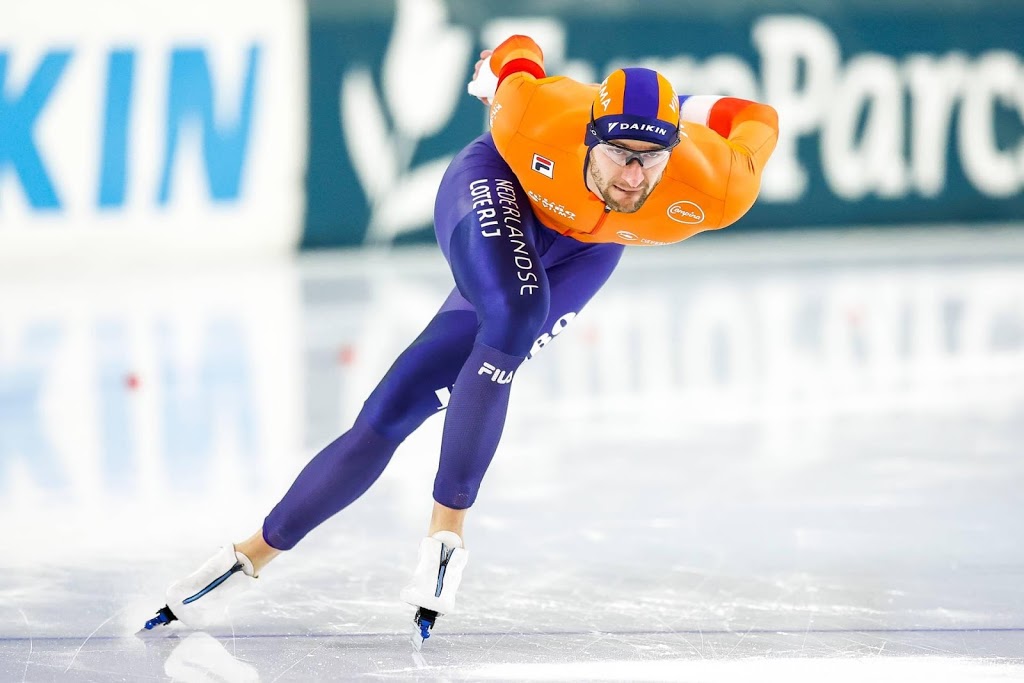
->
[305, 0, 1024, 247]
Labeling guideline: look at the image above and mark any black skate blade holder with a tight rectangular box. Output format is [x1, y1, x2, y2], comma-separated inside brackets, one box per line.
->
[412, 607, 439, 650]
[136, 605, 178, 636]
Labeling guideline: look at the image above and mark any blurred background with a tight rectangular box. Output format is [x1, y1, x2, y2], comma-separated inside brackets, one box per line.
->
[1, 0, 1023, 679]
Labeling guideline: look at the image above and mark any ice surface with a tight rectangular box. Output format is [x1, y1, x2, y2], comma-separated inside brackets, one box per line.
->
[1, 227, 1023, 680]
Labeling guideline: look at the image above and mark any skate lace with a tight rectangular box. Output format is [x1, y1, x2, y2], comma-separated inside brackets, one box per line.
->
[182, 562, 244, 605]
[434, 544, 456, 598]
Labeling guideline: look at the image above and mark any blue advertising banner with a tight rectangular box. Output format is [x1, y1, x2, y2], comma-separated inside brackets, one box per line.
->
[305, 0, 1024, 248]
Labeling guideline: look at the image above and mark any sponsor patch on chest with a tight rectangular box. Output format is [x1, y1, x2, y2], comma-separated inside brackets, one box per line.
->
[667, 200, 705, 224]
[531, 153, 554, 178]
[526, 190, 576, 221]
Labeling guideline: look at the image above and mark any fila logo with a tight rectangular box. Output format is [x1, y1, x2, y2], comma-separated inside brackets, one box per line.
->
[531, 153, 554, 178]
[478, 362, 514, 384]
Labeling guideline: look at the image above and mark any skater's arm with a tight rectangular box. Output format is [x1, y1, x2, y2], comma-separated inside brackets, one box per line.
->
[467, 35, 547, 107]
[489, 35, 546, 89]
[668, 96, 779, 230]
[678, 95, 778, 140]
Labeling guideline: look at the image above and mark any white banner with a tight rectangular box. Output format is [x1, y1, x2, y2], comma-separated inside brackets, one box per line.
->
[0, 0, 306, 262]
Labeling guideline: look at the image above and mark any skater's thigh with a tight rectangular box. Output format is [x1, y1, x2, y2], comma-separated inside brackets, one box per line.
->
[434, 134, 550, 355]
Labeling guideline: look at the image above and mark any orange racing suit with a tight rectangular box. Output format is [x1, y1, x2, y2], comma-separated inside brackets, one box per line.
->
[487, 35, 779, 247]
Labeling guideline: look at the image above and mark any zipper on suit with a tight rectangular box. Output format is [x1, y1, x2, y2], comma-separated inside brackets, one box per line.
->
[592, 204, 611, 233]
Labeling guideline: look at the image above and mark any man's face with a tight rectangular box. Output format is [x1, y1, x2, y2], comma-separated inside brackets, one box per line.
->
[587, 139, 670, 213]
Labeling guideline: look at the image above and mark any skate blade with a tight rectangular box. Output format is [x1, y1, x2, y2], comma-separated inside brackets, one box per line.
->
[409, 618, 430, 651]
[135, 623, 180, 639]
[410, 622, 425, 651]
[410, 607, 436, 650]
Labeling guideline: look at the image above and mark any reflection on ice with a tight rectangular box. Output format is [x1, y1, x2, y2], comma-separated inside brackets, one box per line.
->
[1, 227, 1023, 679]
[163, 632, 259, 682]
[453, 657, 1024, 682]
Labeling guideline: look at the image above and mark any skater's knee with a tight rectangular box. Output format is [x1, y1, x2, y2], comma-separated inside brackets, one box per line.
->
[478, 289, 549, 357]
[359, 393, 431, 442]
[360, 311, 478, 441]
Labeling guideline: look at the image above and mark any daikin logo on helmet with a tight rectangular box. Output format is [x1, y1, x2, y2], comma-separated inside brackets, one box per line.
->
[607, 122, 669, 137]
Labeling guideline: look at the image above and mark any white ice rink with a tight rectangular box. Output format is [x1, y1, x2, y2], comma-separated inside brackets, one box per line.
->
[1, 226, 1023, 681]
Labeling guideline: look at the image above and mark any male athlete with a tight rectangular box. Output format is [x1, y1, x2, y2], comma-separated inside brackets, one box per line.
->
[143, 35, 779, 646]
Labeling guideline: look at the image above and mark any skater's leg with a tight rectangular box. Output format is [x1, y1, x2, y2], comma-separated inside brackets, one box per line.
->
[144, 303, 481, 630]
[234, 530, 280, 575]
[429, 134, 553, 511]
[432, 203, 626, 510]
[428, 501, 467, 538]
[402, 240, 624, 624]
[399, 136, 554, 636]
[260, 308, 479, 552]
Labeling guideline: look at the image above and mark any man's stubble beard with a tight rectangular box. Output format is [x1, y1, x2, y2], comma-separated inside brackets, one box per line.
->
[589, 162, 653, 214]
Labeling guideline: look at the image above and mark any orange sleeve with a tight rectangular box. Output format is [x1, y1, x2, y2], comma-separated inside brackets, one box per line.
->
[719, 106, 779, 227]
[487, 36, 548, 159]
[678, 95, 778, 139]
[724, 103, 779, 170]
[673, 96, 779, 228]
[489, 35, 546, 89]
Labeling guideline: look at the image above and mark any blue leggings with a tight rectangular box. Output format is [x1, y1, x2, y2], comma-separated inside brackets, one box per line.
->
[263, 134, 623, 550]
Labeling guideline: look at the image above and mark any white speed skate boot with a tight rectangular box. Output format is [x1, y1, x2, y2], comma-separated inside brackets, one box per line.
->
[399, 530, 469, 649]
[140, 545, 257, 633]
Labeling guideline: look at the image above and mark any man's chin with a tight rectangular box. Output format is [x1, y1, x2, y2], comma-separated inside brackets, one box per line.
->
[604, 190, 647, 213]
